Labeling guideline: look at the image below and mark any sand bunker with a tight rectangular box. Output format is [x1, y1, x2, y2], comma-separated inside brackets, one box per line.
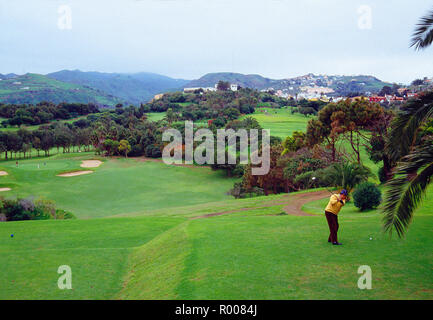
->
[57, 171, 93, 177]
[0, 188, 11, 192]
[0, 171, 8, 176]
[80, 160, 102, 168]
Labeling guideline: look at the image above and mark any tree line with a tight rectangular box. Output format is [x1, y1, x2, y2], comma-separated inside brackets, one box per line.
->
[0, 102, 100, 127]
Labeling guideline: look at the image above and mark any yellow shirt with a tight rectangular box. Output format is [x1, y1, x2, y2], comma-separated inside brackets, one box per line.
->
[325, 194, 346, 215]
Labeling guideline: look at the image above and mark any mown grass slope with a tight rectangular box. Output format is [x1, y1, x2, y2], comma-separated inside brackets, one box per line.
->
[0, 216, 184, 299]
[117, 191, 433, 300]
[0, 153, 238, 218]
[242, 107, 311, 139]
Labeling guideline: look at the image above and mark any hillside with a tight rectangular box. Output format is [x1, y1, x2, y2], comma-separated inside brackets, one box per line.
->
[47, 70, 190, 104]
[0, 73, 19, 80]
[0, 71, 393, 106]
[184, 72, 392, 96]
[184, 72, 280, 89]
[0, 73, 123, 106]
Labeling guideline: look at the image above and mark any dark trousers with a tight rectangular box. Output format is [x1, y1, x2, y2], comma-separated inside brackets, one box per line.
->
[325, 211, 339, 243]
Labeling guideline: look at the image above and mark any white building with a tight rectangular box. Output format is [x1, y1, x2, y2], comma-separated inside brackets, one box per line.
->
[230, 84, 239, 91]
[184, 87, 216, 93]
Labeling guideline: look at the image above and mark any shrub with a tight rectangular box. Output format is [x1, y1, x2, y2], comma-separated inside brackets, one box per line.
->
[0, 197, 74, 221]
[232, 164, 245, 178]
[145, 145, 162, 158]
[228, 182, 265, 199]
[55, 209, 76, 220]
[353, 182, 382, 211]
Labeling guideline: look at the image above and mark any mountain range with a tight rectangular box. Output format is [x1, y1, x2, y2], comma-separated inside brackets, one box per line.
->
[0, 70, 393, 106]
[47, 70, 190, 104]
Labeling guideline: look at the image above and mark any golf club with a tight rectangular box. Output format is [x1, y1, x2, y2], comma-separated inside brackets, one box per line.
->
[312, 177, 380, 241]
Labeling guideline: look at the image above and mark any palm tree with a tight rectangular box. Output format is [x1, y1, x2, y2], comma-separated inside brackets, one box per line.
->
[382, 9, 433, 235]
[383, 143, 433, 237]
[382, 93, 433, 237]
[320, 162, 372, 194]
[411, 8, 433, 50]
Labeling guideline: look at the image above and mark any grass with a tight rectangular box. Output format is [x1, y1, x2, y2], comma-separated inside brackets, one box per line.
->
[0, 168, 431, 299]
[0, 216, 184, 299]
[118, 185, 433, 299]
[146, 112, 166, 121]
[242, 107, 311, 139]
[0, 153, 238, 218]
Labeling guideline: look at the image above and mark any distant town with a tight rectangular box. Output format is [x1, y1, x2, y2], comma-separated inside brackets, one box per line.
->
[180, 73, 433, 106]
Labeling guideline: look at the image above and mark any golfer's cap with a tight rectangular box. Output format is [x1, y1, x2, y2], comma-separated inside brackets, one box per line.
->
[340, 189, 348, 195]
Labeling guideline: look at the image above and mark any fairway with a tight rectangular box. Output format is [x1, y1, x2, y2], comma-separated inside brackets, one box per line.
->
[0, 216, 184, 299]
[242, 107, 311, 139]
[1, 189, 432, 299]
[0, 154, 238, 218]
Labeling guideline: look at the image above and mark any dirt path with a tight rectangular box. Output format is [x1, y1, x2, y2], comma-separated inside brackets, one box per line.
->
[191, 190, 329, 219]
[281, 190, 329, 216]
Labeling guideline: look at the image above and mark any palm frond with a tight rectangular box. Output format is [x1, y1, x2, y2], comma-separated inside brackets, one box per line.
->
[411, 9, 433, 50]
[382, 145, 433, 237]
[386, 92, 433, 162]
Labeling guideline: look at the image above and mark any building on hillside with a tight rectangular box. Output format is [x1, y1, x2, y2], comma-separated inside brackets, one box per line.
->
[230, 84, 239, 91]
[152, 93, 164, 101]
[184, 87, 216, 93]
[397, 87, 409, 95]
[390, 96, 405, 102]
[369, 96, 387, 103]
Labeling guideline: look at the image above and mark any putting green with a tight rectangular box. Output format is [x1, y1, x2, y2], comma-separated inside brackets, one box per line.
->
[0, 154, 238, 218]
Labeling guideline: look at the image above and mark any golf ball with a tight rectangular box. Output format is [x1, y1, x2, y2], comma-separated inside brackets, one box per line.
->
[369, 237, 372, 240]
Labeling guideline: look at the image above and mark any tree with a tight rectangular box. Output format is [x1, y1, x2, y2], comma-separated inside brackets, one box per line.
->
[39, 129, 55, 156]
[380, 9, 433, 237]
[103, 139, 119, 156]
[379, 85, 392, 96]
[365, 109, 395, 181]
[411, 79, 424, 86]
[382, 92, 433, 237]
[319, 162, 372, 194]
[306, 99, 384, 163]
[216, 81, 230, 91]
[118, 139, 131, 158]
[282, 131, 306, 155]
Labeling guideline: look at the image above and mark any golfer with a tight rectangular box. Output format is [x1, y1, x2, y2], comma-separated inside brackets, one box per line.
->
[324, 189, 348, 245]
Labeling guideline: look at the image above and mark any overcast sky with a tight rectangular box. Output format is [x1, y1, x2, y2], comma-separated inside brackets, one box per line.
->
[1, 0, 432, 84]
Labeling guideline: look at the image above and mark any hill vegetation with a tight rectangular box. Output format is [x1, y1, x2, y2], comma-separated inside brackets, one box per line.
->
[47, 70, 189, 104]
[0, 74, 123, 106]
[0, 71, 394, 106]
